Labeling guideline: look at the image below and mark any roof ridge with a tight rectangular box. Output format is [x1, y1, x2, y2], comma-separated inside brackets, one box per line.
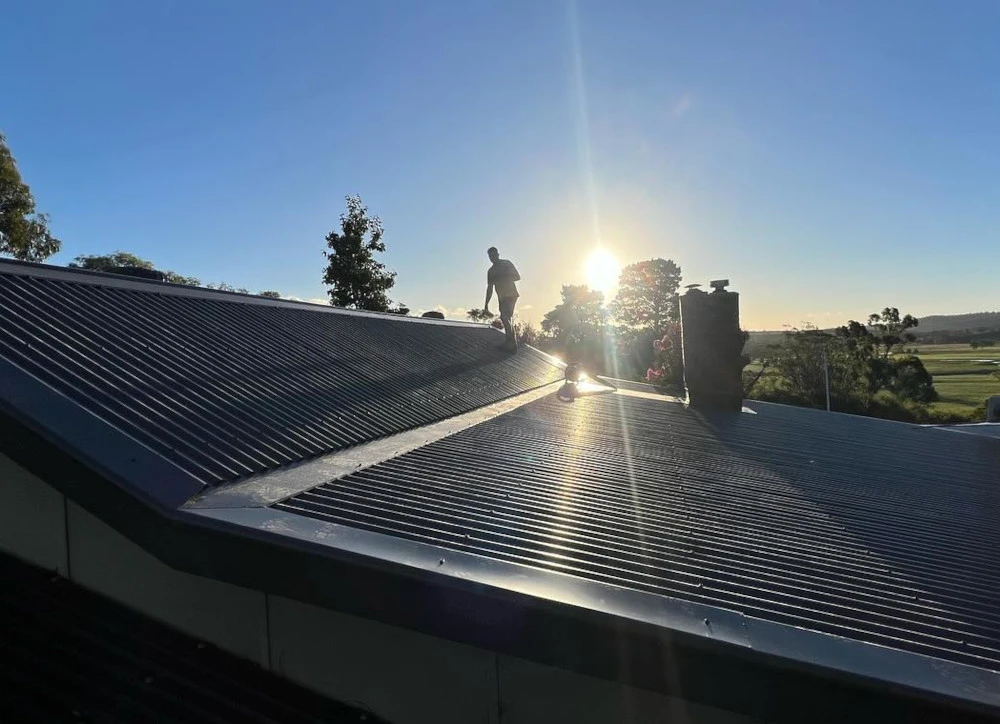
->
[0, 258, 477, 326]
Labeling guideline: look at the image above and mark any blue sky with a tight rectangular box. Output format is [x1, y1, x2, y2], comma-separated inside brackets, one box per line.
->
[3, 0, 999, 329]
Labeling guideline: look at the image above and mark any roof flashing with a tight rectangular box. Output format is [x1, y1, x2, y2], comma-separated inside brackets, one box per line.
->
[187, 504, 1000, 712]
[185, 382, 564, 509]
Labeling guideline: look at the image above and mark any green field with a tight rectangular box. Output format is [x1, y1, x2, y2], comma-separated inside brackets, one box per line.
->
[913, 344, 1000, 417]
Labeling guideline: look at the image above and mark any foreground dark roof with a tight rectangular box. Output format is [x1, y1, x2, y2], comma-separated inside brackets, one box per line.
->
[0, 550, 384, 724]
[0, 260, 561, 499]
[276, 392, 1000, 673]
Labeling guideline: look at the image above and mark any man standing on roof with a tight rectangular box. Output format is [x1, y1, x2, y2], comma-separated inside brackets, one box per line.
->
[484, 246, 520, 352]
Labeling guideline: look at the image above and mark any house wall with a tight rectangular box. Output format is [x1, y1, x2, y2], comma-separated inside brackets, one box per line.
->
[65, 500, 270, 666]
[0, 453, 68, 575]
[0, 453, 753, 724]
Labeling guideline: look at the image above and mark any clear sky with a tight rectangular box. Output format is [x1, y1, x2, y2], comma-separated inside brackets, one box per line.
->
[3, 0, 999, 329]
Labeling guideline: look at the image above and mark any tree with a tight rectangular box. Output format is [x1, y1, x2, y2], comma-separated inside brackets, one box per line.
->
[866, 307, 919, 359]
[756, 307, 935, 415]
[541, 285, 607, 340]
[542, 285, 610, 373]
[610, 258, 682, 332]
[69, 251, 201, 285]
[322, 195, 402, 312]
[890, 356, 937, 403]
[514, 321, 539, 347]
[467, 308, 496, 323]
[766, 327, 868, 410]
[205, 282, 250, 294]
[1, 133, 61, 261]
[836, 307, 929, 400]
[259, 290, 281, 298]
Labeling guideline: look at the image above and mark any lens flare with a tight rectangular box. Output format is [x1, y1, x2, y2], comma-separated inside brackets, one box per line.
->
[584, 248, 621, 299]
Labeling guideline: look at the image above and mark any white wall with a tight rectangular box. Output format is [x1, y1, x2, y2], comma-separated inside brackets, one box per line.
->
[0, 453, 68, 575]
[498, 655, 755, 724]
[66, 501, 270, 666]
[0, 453, 752, 724]
[269, 595, 500, 724]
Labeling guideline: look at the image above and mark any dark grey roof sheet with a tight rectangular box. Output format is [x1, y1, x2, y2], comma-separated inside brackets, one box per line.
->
[0, 261, 562, 487]
[275, 392, 1000, 672]
[597, 375, 681, 395]
[0, 549, 385, 724]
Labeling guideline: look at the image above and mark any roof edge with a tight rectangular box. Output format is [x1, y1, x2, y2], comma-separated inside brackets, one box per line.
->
[187, 505, 1000, 716]
[0, 258, 480, 327]
[0, 357, 204, 509]
[1, 409, 996, 723]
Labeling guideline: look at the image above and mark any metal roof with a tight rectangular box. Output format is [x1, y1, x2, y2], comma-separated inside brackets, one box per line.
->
[3, 258, 1000, 717]
[0, 260, 562, 487]
[276, 392, 1000, 674]
[0, 549, 385, 724]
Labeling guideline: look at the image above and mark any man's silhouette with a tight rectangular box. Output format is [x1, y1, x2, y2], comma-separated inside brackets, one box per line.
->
[484, 246, 520, 352]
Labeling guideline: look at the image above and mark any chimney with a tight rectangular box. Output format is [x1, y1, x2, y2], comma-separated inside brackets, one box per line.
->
[680, 279, 744, 412]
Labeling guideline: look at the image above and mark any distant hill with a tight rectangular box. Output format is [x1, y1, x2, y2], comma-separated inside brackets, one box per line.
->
[747, 312, 1000, 352]
[911, 312, 1000, 335]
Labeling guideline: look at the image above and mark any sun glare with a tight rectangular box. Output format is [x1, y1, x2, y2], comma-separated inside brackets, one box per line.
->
[584, 248, 621, 299]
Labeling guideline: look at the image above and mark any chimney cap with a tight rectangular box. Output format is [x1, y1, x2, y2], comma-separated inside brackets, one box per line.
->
[710, 279, 730, 292]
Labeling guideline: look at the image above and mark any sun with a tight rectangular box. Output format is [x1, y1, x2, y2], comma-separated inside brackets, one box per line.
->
[584, 248, 621, 299]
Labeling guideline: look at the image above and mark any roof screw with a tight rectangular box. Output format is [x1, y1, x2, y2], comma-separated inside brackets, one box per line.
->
[438, 558, 445, 566]
[703, 618, 711, 626]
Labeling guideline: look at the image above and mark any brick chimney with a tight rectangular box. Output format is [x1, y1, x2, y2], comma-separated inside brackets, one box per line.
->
[680, 280, 744, 412]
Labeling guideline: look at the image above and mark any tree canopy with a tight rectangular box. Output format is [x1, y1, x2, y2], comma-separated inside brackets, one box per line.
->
[69, 251, 202, 285]
[467, 308, 496, 323]
[610, 258, 682, 332]
[541, 285, 607, 341]
[835, 307, 927, 400]
[757, 307, 936, 415]
[0, 133, 60, 261]
[322, 195, 406, 313]
[69, 251, 281, 296]
[539, 285, 610, 373]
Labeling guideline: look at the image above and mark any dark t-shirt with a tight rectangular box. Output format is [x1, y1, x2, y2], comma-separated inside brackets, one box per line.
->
[488, 259, 520, 299]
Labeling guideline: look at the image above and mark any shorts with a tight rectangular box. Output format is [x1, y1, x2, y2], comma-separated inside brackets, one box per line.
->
[498, 297, 517, 321]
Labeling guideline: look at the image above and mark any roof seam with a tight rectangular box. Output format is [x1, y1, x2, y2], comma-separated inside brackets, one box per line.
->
[183, 380, 569, 510]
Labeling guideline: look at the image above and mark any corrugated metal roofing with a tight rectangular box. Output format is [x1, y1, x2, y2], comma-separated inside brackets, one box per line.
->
[276, 392, 1000, 672]
[596, 376, 680, 395]
[0, 550, 384, 724]
[0, 264, 562, 486]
